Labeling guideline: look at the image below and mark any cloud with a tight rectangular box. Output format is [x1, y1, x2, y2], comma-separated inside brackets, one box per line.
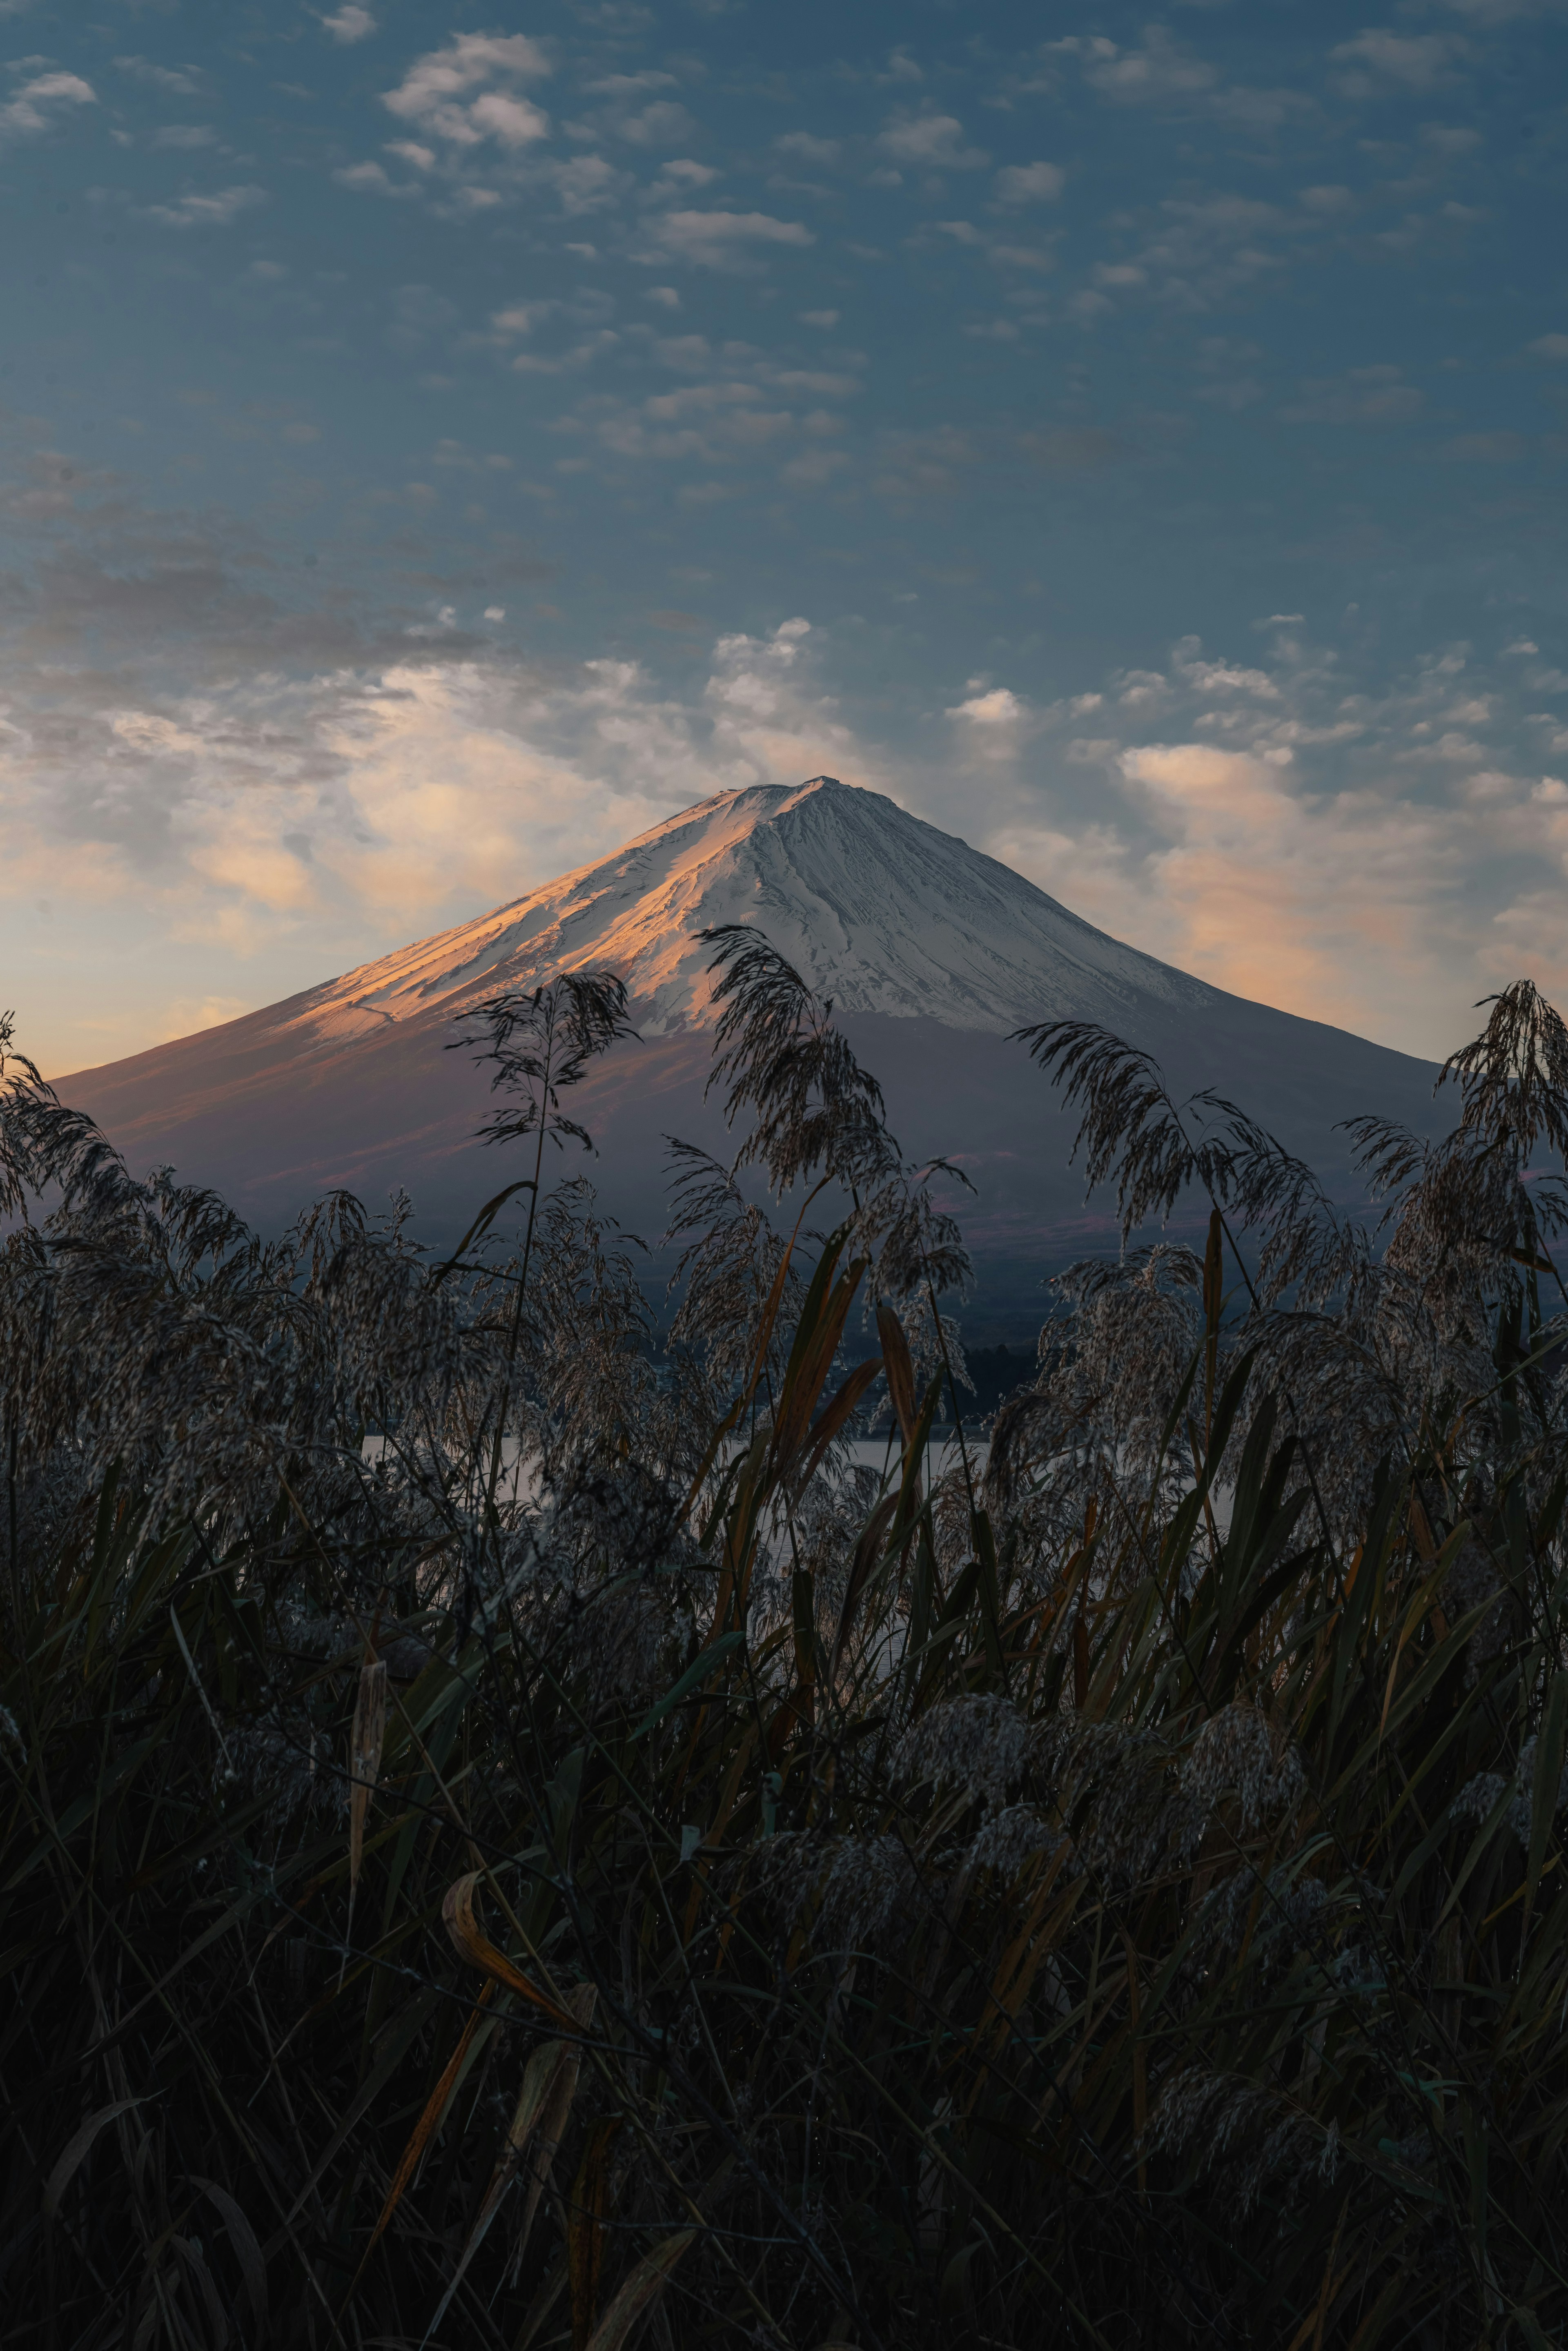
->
[0, 595, 890, 1075]
[1052, 30, 1214, 103]
[1436, 429, 1528, 461]
[1528, 333, 1568, 359]
[0, 69, 95, 142]
[490, 299, 555, 339]
[115, 57, 203, 97]
[334, 158, 419, 198]
[651, 209, 814, 267]
[1278, 365, 1423, 424]
[586, 380, 794, 461]
[382, 33, 550, 147]
[335, 33, 556, 212]
[871, 423, 978, 504]
[877, 113, 989, 170]
[321, 4, 377, 40]
[1083, 194, 1288, 312]
[775, 130, 840, 167]
[144, 184, 268, 229]
[1107, 741, 1347, 1005]
[551, 154, 625, 214]
[949, 686, 1024, 724]
[650, 157, 719, 193]
[565, 334, 862, 464]
[992, 161, 1063, 206]
[982, 629, 1568, 1048]
[601, 99, 695, 148]
[1331, 30, 1467, 92]
[1048, 29, 1305, 129]
[5, 455, 1566, 1074]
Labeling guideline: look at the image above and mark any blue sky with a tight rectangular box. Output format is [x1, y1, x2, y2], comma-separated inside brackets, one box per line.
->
[3, 0, 1567, 1074]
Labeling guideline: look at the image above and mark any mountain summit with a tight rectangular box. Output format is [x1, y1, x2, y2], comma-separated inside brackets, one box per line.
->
[60, 778, 1440, 1330]
[294, 775, 1216, 1047]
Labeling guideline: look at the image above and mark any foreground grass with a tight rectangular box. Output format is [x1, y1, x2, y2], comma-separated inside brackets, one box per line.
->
[4, 967, 1568, 2348]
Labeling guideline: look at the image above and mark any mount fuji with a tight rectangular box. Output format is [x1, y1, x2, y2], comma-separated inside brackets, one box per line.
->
[58, 778, 1440, 1333]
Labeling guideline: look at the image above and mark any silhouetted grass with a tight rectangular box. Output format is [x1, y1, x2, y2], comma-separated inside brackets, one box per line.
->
[3, 971, 1568, 2349]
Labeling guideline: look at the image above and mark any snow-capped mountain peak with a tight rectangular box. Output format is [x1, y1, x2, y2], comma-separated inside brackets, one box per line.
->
[61, 775, 1440, 1313]
[293, 775, 1217, 1046]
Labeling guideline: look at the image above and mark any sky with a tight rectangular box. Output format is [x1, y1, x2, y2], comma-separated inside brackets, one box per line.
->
[2, 0, 1567, 1077]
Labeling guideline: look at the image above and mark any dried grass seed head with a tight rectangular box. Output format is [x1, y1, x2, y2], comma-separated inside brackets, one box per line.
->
[898, 1692, 1031, 1812]
[1179, 1703, 1305, 1850]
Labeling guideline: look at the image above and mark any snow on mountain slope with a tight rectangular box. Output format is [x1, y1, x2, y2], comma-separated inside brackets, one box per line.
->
[56, 778, 1443, 1329]
[289, 777, 1219, 1047]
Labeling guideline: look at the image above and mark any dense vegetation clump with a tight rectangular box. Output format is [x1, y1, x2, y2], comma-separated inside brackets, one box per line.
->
[4, 955, 1568, 2349]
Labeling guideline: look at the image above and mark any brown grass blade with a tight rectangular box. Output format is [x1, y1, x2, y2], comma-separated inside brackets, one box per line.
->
[442, 1871, 581, 2027]
[583, 2228, 697, 2351]
[360, 1981, 494, 2268]
[569, 2115, 624, 2351]
[518, 1985, 599, 2260]
[420, 2028, 586, 2344]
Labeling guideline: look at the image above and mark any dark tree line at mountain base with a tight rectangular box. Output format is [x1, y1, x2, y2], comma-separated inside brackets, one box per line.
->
[4, 944, 1568, 2350]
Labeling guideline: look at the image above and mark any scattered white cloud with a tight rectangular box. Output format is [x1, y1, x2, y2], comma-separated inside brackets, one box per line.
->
[490, 299, 554, 338]
[979, 635, 1568, 1045]
[334, 158, 419, 198]
[1047, 29, 1305, 130]
[775, 130, 841, 167]
[1331, 30, 1468, 93]
[0, 69, 95, 143]
[602, 99, 695, 148]
[1528, 333, 1568, 359]
[1082, 193, 1287, 312]
[551, 154, 625, 214]
[384, 31, 550, 136]
[144, 184, 268, 229]
[877, 113, 989, 170]
[341, 29, 551, 204]
[322, 4, 376, 40]
[992, 161, 1063, 205]
[949, 685, 1025, 724]
[1278, 364, 1423, 424]
[650, 209, 814, 267]
[115, 56, 203, 96]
